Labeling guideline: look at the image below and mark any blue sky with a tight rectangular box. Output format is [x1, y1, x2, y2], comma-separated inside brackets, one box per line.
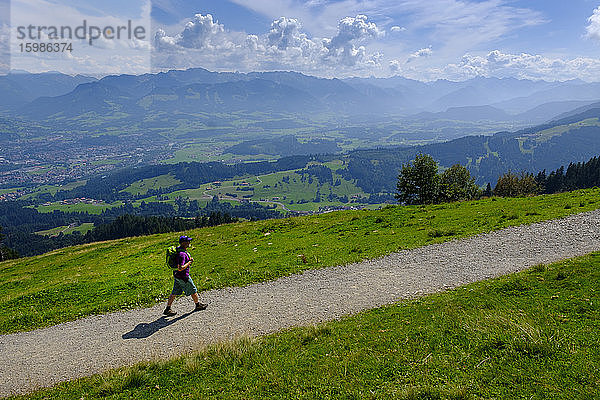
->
[149, 0, 600, 81]
[4, 0, 600, 80]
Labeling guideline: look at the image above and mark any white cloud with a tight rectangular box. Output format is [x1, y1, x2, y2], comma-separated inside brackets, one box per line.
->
[177, 14, 226, 49]
[150, 6, 600, 82]
[325, 14, 383, 50]
[389, 46, 432, 73]
[406, 46, 432, 63]
[322, 14, 384, 66]
[153, 13, 385, 76]
[229, 0, 545, 53]
[586, 6, 600, 41]
[267, 17, 306, 50]
[154, 14, 236, 50]
[389, 58, 402, 73]
[427, 50, 600, 82]
[9, 0, 151, 75]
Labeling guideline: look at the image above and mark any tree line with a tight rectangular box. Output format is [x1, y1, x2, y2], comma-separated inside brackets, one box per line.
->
[82, 212, 237, 243]
[395, 153, 600, 205]
[0, 198, 283, 258]
[536, 156, 600, 194]
[0, 226, 19, 261]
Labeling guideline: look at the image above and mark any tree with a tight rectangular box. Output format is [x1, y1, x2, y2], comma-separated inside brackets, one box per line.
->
[0, 225, 19, 261]
[439, 164, 480, 202]
[395, 153, 440, 205]
[483, 183, 493, 197]
[494, 171, 540, 197]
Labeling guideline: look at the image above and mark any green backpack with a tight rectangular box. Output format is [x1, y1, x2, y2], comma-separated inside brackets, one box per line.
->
[165, 246, 179, 269]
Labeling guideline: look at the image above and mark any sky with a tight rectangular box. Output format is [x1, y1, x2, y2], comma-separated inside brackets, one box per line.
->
[3, 0, 600, 81]
[4, 0, 151, 76]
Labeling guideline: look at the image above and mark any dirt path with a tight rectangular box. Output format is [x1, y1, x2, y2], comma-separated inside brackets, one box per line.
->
[1, 210, 600, 397]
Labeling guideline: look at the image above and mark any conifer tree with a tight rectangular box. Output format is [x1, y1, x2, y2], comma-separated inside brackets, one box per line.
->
[0, 226, 18, 261]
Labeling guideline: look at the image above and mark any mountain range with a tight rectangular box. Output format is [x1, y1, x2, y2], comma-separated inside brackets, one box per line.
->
[2, 68, 600, 190]
[3, 69, 600, 127]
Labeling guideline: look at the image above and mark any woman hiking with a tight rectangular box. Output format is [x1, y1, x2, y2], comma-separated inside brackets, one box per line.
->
[163, 235, 207, 316]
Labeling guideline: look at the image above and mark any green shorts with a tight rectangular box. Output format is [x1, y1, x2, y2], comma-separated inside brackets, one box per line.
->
[171, 277, 198, 296]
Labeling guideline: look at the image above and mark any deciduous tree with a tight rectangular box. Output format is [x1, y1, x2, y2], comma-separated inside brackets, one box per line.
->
[395, 153, 440, 205]
[439, 164, 480, 202]
[494, 171, 540, 197]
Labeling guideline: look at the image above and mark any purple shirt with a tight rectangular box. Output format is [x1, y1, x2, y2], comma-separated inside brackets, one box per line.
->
[173, 247, 191, 281]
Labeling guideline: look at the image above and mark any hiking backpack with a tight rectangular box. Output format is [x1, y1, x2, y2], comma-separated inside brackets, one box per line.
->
[165, 246, 179, 269]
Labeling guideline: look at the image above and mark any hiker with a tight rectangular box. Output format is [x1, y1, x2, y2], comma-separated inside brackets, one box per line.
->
[164, 235, 207, 316]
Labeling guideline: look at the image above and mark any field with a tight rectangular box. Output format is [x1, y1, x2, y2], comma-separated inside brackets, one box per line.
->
[35, 223, 95, 237]
[1, 189, 599, 335]
[22, 159, 376, 215]
[120, 174, 182, 196]
[126, 163, 376, 213]
[163, 142, 278, 164]
[34, 201, 123, 214]
[12, 252, 600, 399]
[532, 117, 600, 143]
[0, 188, 23, 195]
[15, 181, 87, 201]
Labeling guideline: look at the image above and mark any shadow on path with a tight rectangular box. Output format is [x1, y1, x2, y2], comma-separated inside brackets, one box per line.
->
[122, 312, 193, 339]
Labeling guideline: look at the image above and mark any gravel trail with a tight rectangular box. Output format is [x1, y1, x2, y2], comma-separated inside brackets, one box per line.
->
[2, 210, 600, 397]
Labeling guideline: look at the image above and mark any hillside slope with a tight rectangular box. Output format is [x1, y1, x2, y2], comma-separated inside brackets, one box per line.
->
[1, 189, 599, 336]
[343, 106, 600, 191]
[2, 204, 600, 397]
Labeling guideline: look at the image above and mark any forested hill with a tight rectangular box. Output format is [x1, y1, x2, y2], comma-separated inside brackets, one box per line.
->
[53, 155, 313, 202]
[340, 107, 600, 192]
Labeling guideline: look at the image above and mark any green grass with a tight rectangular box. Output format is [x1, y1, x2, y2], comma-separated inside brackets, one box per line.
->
[0, 187, 23, 195]
[1, 189, 600, 335]
[161, 142, 278, 164]
[13, 252, 600, 399]
[251, 170, 367, 206]
[134, 166, 374, 212]
[121, 174, 182, 196]
[34, 201, 123, 214]
[176, 167, 371, 212]
[35, 223, 95, 237]
[18, 181, 87, 201]
[532, 117, 600, 143]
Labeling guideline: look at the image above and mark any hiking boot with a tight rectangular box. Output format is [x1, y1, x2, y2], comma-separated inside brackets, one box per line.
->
[163, 308, 177, 317]
[193, 303, 207, 312]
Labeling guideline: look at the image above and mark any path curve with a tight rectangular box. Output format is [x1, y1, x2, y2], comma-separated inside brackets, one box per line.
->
[2, 210, 600, 397]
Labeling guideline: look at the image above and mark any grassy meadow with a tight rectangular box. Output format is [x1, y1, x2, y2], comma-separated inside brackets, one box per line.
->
[128, 165, 374, 212]
[1, 189, 600, 335]
[35, 223, 95, 237]
[33, 201, 123, 214]
[121, 174, 182, 196]
[12, 251, 600, 399]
